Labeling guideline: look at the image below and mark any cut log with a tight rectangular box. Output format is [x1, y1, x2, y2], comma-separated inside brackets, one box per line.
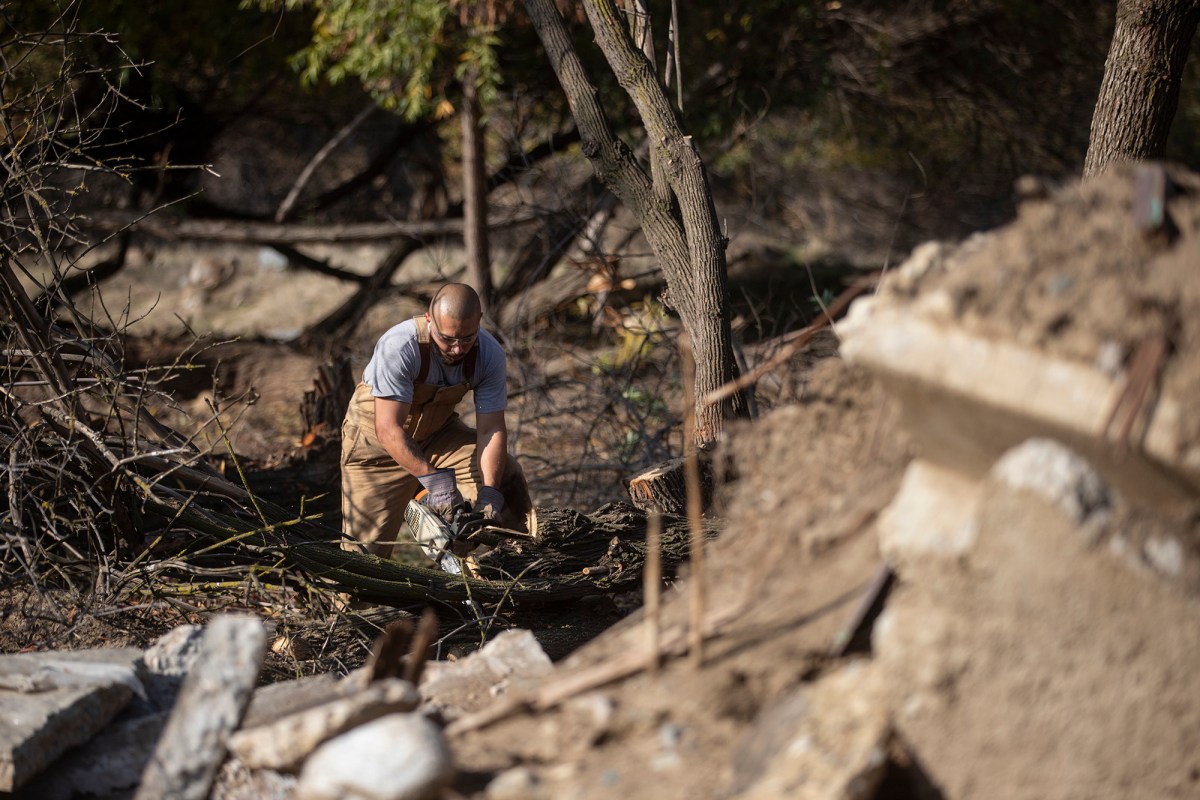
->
[628, 457, 713, 516]
[475, 502, 717, 588]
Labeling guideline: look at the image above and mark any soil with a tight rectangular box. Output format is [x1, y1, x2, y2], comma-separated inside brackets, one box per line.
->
[438, 162, 1200, 799]
[5, 162, 1200, 798]
[879, 162, 1200, 444]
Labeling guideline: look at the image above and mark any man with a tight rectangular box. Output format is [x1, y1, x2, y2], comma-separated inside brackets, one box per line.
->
[340, 283, 531, 559]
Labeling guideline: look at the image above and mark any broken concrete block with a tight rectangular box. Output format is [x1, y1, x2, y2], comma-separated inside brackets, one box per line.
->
[16, 711, 168, 800]
[0, 647, 144, 791]
[878, 447, 1200, 798]
[212, 757, 298, 800]
[295, 713, 454, 800]
[240, 670, 355, 730]
[420, 629, 552, 718]
[876, 459, 979, 571]
[838, 296, 1200, 506]
[138, 624, 206, 714]
[134, 615, 266, 800]
[0, 647, 145, 694]
[228, 678, 419, 772]
[143, 624, 205, 676]
[989, 438, 1112, 535]
[729, 660, 891, 800]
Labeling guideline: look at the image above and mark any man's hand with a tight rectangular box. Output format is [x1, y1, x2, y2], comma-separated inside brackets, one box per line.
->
[417, 468, 464, 520]
[473, 485, 505, 521]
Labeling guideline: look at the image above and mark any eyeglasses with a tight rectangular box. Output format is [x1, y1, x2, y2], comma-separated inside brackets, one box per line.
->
[429, 316, 479, 348]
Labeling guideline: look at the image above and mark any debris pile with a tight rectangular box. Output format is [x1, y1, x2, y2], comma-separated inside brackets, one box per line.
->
[1, 615, 555, 799]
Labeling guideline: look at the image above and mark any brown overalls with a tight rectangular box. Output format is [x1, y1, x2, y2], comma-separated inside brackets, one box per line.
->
[339, 316, 530, 559]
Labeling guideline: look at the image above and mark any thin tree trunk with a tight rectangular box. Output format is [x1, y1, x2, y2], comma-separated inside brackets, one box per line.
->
[461, 68, 495, 315]
[522, 0, 749, 445]
[1083, 0, 1200, 177]
[624, 0, 670, 203]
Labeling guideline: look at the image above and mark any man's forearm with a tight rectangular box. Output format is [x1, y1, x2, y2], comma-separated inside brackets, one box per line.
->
[477, 427, 507, 488]
[378, 426, 436, 477]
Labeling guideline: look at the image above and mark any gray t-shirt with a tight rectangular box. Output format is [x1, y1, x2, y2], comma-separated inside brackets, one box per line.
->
[362, 318, 507, 413]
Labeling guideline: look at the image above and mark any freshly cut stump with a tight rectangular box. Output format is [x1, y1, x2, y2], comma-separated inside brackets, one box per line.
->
[628, 458, 713, 516]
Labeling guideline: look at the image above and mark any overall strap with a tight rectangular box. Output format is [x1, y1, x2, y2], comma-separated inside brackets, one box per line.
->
[464, 345, 478, 385]
[412, 315, 432, 383]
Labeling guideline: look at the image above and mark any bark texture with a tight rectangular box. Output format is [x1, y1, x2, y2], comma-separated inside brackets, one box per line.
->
[461, 68, 496, 314]
[521, 0, 750, 445]
[1084, 0, 1200, 177]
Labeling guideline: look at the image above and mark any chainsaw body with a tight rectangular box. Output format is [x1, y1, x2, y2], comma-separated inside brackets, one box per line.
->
[404, 499, 527, 575]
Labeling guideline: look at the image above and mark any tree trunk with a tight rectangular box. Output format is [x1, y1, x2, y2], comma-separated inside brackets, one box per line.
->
[461, 68, 496, 315]
[624, 0, 671, 204]
[1083, 0, 1200, 177]
[521, 0, 750, 445]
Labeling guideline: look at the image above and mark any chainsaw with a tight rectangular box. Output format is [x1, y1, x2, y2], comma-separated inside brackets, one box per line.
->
[404, 497, 530, 577]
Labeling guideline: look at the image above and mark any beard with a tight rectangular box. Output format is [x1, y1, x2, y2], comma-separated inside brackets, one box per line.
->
[434, 343, 467, 365]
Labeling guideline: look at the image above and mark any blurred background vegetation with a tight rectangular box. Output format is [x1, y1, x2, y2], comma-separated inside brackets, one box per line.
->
[10, 1, 1197, 225]
[3, 0, 1199, 360]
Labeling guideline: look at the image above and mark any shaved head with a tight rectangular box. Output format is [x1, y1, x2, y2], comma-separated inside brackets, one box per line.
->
[425, 283, 482, 364]
[429, 283, 481, 324]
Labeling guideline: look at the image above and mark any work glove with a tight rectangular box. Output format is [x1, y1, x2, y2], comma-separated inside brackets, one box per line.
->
[473, 485, 505, 522]
[417, 468, 464, 520]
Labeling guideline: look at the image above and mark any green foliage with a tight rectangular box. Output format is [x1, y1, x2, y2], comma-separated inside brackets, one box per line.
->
[590, 296, 671, 376]
[246, 0, 506, 121]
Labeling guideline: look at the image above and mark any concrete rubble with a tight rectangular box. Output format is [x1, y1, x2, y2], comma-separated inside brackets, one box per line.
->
[836, 220, 1200, 797]
[0, 613, 553, 798]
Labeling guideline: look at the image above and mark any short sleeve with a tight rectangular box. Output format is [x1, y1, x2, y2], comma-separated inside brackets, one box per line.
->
[471, 334, 508, 414]
[362, 320, 422, 403]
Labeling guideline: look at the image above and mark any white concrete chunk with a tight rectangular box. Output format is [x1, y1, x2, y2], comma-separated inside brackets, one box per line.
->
[0, 647, 143, 791]
[143, 624, 206, 676]
[990, 438, 1111, 527]
[731, 661, 891, 800]
[420, 629, 552, 716]
[240, 671, 355, 730]
[17, 711, 168, 800]
[296, 713, 454, 800]
[839, 301, 1200, 506]
[228, 678, 419, 771]
[876, 459, 980, 570]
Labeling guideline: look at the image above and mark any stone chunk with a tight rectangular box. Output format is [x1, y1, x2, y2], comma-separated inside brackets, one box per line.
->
[240, 670, 355, 730]
[420, 629, 552, 718]
[17, 711, 168, 800]
[876, 459, 979, 572]
[989, 437, 1112, 534]
[730, 660, 891, 800]
[228, 678, 419, 772]
[0, 648, 143, 791]
[143, 624, 206, 676]
[296, 713, 454, 800]
[134, 615, 266, 800]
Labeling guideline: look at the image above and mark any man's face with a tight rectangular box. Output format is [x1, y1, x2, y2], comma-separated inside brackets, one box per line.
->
[426, 311, 480, 365]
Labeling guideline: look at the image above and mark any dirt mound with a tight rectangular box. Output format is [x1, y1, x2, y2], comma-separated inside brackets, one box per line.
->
[449, 163, 1200, 799]
[883, 161, 1200, 445]
[450, 356, 915, 798]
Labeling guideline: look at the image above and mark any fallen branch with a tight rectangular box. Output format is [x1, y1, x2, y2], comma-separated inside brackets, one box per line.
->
[703, 274, 879, 407]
